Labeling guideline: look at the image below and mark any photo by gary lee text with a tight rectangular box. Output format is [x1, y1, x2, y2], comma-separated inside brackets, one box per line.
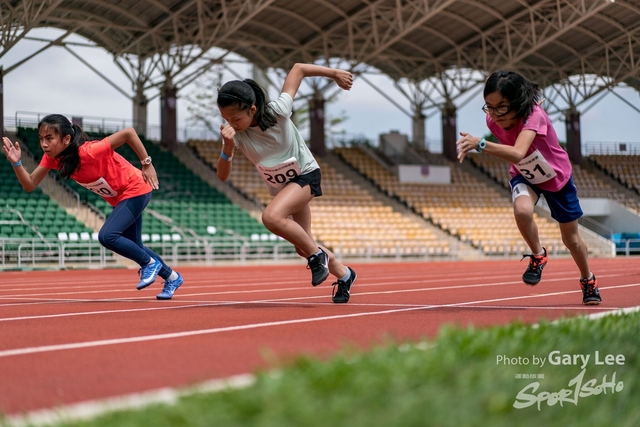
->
[496, 350, 625, 370]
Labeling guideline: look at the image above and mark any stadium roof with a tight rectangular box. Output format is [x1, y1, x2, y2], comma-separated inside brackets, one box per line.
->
[2, 0, 640, 86]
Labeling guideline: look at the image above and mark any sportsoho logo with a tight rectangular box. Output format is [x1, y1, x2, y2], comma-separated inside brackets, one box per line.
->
[496, 350, 625, 410]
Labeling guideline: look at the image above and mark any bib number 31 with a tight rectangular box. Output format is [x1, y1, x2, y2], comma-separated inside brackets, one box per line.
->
[515, 150, 557, 184]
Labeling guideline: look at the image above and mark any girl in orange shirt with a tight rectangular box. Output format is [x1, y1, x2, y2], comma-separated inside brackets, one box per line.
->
[3, 114, 183, 300]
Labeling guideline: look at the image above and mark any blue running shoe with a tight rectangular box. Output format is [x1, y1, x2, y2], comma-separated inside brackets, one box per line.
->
[136, 258, 162, 290]
[156, 272, 183, 300]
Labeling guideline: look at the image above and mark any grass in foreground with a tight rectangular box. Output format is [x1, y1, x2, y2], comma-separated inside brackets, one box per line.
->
[10, 311, 640, 427]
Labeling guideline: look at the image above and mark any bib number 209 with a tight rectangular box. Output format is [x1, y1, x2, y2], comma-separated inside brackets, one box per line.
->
[265, 169, 299, 185]
[256, 157, 302, 196]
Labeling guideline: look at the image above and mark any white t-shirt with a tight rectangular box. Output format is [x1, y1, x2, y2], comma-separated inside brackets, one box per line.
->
[233, 92, 319, 175]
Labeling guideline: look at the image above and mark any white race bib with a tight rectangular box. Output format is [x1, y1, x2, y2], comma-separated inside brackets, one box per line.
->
[77, 177, 118, 198]
[514, 150, 557, 184]
[256, 157, 301, 196]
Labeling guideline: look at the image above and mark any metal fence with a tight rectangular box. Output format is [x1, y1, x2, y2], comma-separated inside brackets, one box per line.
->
[583, 141, 640, 155]
[0, 234, 622, 270]
[614, 239, 640, 256]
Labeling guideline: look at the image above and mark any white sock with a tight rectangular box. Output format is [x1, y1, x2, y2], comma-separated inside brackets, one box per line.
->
[534, 249, 545, 256]
[147, 258, 156, 265]
[339, 269, 351, 282]
[168, 271, 178, 281]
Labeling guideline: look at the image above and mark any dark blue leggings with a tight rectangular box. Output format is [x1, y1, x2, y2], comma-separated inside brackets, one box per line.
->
[98, 193, 172, 279]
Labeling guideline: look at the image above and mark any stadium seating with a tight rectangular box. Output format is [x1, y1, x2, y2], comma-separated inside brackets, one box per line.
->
[471, 152, 640, 214]
[335, 146, 567, 255]
[188, 139, 450, 257]
[0, 159, 93, 240]
[16, 128, 271, 243]
[590, 154, 640, 202]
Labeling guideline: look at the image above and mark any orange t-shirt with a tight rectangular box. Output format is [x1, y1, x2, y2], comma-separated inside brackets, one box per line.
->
[39, 138, 152, 207]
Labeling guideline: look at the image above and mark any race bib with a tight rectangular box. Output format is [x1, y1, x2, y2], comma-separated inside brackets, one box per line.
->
[514, 150, 557, 184]
[256, 157, 301, 196]
[77, 177, 118, 198]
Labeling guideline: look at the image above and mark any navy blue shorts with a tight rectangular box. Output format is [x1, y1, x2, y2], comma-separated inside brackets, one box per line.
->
[509, 175, 583, 223]
[290, 168, 322, 197]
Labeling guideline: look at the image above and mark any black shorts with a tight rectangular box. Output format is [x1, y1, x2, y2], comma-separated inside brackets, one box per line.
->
[290, 168, 322, 197]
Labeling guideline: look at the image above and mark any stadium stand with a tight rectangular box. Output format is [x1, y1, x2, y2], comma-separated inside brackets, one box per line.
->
[0, 159, 93, 240]
[188, 139, 450, 257]
[471, 151, 640, 215]
[14, 128, 277, 248]
[590, 154, 640, 195]
[335, 146, 568, 256]
[7, 127, 622, 265]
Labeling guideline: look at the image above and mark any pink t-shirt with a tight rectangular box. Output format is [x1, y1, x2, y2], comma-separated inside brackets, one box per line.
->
[487, 105, 571, 192]
[40, 138, 152, 206]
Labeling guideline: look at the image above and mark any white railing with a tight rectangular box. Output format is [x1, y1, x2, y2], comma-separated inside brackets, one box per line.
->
[614, 239, 640, 256]
[0, 235, 622, 270]
[584, 141, 640, 155]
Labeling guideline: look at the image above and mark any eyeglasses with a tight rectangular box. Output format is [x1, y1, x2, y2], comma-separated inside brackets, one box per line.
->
[482, 104, 513, 116]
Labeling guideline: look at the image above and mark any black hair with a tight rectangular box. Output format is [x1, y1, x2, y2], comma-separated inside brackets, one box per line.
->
[483, 70, 542, 120]
[216, 79, 277, 131]
[38, 114, 89, 179]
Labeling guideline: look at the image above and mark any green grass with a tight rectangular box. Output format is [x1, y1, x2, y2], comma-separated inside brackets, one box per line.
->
[9, 310, 640, 427]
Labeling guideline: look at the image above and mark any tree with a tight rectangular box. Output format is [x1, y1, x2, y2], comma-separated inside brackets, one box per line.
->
[184, 66, 225, 136]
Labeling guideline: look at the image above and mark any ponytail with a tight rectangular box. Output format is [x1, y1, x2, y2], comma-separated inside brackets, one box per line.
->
[217, 79, 277, 131]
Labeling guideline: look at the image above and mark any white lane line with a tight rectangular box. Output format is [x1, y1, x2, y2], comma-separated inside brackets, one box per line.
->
[586, 305, 640, 319]
[5, 302, 639, 427]
[2, 266, 638, 296]
[0, 303, 218, 322]
[3, 373, 256, 427]
[0, 300, 612, 323]
[0, 274, 590, 311]
[0, 282, 638, 322]
[2, 283, 638, 358]
[0, 269, 625, 301]
[0, 306, 426, 358]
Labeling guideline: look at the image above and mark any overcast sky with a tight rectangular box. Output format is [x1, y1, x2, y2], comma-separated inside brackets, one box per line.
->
[3, 29, 640, 154]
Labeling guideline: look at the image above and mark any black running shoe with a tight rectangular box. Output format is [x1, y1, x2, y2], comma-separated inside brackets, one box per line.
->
[580, 275, 602, 305]
[332, 267, 357, 304]
[521, 247, 548, 285]
[307, 248, 329, 286]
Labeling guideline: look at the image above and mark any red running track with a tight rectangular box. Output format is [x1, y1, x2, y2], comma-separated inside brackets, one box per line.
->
[1, 257, 639, 416]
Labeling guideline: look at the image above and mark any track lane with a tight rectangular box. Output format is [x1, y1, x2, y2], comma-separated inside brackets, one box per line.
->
[0, 258, 638, 415]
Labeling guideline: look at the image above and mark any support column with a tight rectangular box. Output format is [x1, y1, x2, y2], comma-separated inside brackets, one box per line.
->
[133, 85, 148, 138]
[252, 65, 270, 92]
[411, 108, 426, 149]
[0, 68, 4, 140]
[160, 80, 177, 151]
[565, 108, 582, 163]
[441, 102, 458, 162]
[309, 91, 326, 157]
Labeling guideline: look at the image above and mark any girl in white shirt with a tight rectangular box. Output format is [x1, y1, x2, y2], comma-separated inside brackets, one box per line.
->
[215, 63, 356, 304]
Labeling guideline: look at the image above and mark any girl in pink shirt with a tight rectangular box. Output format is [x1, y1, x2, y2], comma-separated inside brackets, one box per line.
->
[3, 114, 183, 300]
[456, 70, 601, 305]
